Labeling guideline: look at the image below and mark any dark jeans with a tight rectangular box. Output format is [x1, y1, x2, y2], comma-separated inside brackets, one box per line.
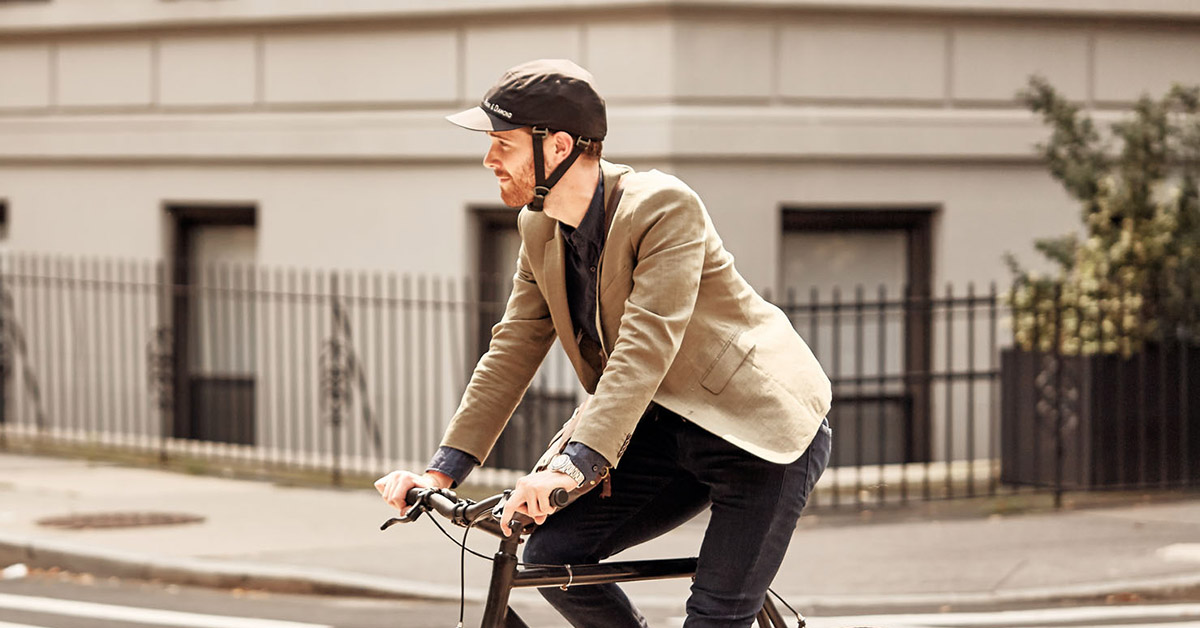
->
[523, 406, 833, 627]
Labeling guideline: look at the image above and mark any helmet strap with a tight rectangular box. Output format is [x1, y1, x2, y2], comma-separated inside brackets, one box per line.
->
[529, 127, 592, 212]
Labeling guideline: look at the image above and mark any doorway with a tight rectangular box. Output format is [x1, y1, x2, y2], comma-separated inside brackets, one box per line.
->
[167, 205, 258, 445]
[781, 208, 935, 464]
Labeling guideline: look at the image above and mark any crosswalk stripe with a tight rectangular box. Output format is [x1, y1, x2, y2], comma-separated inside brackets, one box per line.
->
[0, 593, 332, 628]
[0, 621, 44, 628]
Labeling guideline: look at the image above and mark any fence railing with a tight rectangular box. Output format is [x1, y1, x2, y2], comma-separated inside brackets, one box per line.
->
[0, 252, 1195, 508]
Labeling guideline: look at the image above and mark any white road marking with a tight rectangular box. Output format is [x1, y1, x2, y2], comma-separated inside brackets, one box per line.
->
[1066, 624, 1200, 628]
[0, 592, 332, 628]
[801, 602, 1200, 628]
[0, 621, 45, 628]
[667, 603, 1200, 628]
[1159, 543, 1200, 562]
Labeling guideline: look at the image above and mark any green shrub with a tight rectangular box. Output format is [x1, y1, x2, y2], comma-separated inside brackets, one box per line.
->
[1006, 76, 1200, 356]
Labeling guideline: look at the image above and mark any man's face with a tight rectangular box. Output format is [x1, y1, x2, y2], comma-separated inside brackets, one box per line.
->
[484, 128, 537, 208]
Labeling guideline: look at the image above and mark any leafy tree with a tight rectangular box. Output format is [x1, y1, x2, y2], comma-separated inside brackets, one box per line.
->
[1006, 76, 1200, 356]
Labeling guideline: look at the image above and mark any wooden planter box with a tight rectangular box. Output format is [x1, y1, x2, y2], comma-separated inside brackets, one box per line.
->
[1000, 343, 1200, 489]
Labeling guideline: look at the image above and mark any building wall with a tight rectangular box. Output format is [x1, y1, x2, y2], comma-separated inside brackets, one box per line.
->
[3, 1, 1200, 468]
[2, 3, 1198, 285]
[673, 160, 1078, 294]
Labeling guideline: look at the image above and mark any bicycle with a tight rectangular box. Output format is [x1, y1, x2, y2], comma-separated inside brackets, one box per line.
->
[381, 486, 805, 628]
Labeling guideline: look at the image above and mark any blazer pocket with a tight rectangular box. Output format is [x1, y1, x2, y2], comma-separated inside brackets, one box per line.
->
[599, 261, 632, 300]
[700, 332, 756, 395]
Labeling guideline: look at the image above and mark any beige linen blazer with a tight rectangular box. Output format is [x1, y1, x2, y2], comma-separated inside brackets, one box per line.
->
[441, 160, 832, 466]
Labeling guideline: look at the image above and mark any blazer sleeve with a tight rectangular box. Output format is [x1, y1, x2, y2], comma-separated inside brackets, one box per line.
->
[570, 184, 707, 465]
[438, 217, 557, 463]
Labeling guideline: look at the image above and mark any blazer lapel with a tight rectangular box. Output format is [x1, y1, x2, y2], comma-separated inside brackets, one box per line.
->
[543, 229, 599, 388]
[596, 161, 629, 344]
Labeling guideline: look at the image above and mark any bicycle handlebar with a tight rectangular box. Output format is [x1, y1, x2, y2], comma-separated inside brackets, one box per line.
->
[380, 487, 570, 538]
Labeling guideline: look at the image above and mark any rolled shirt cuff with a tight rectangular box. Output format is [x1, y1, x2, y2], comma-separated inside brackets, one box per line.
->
[428, 443, 610, 488]
[564, 441, 611, 486]
[426, 446, 480, 488]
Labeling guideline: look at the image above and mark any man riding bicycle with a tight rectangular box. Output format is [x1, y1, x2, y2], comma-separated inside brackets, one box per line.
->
[376, 58, 833, 628]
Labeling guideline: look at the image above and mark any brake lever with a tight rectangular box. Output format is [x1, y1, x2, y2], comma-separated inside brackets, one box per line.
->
[379, 517, 407, 531]
[490, 489, 513, 521]
[379, 487, 442, 530]
[488, 487, 569, 521]
[491, 489, 537, 535]
[380, 506, 424, 531]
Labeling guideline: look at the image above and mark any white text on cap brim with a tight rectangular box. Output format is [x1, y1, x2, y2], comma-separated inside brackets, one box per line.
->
[445, 106, 524, 132]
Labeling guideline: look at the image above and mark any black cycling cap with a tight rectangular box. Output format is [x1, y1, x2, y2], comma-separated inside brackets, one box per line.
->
[446, 59, 607, 141]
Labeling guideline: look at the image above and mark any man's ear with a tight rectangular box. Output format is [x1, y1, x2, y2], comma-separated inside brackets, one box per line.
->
[553, 131, 575, 160]
[540, 130, 575, 171]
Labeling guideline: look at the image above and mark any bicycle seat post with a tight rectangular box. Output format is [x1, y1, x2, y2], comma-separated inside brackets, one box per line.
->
[480, 523, 525, 627]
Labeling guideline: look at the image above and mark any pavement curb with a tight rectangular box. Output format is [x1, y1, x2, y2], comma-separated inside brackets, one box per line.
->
[0, 533, 483, 603]
[3, 532, 1200, 612]
[774, 572, 1200, 611]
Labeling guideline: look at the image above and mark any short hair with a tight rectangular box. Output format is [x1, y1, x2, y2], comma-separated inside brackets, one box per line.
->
[582, 139, 603, 159]
[533, 128, 603, 160]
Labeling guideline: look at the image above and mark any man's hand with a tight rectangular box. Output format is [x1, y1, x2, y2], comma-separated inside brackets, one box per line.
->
[499, 470, 577, 536]
[374, 470, 452, 514]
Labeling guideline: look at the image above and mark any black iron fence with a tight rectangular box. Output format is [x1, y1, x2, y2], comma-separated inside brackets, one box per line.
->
[0, 252, 1194, 507]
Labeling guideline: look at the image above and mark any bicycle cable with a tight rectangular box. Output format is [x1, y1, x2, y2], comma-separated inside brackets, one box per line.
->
[424, 511, 493, 562]
[424, 510, 801, 625]
[458, 521, 471, 628]
[766, 586, 805, 627]
[421, 513, 579, 570]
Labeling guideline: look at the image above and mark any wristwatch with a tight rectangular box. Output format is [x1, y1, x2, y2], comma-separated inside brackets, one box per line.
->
[548, 454, 585, 487]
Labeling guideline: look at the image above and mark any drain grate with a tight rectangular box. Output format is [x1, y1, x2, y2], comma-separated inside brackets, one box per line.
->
[36, 512, 205, 530]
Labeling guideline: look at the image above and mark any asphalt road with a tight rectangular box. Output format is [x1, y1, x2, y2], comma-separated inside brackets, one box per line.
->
[5, 571, 1200, 628]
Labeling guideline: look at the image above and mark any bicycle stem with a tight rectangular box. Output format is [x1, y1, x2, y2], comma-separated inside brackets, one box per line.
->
[480, 520, 528, 627]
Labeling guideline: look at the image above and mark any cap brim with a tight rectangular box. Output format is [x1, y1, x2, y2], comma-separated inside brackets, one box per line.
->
[445, 106, 524, 132]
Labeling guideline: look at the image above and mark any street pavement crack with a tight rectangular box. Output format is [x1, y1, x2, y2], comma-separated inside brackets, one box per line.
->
[991, 557, 1029, 592]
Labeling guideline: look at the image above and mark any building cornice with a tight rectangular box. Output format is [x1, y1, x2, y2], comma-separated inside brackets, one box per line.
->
[2, 0, 1199, 36]
[0, 105, 1089, 165]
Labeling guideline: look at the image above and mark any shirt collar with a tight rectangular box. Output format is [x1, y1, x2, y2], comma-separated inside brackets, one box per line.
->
[559, 173, 606, 249]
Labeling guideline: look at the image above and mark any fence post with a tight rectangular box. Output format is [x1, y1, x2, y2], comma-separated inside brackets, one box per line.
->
[149, 324, 173, 466]
[328, 274, 343, 487]
[1053, 283, 1064, 509]
[0, 254, 7, 449]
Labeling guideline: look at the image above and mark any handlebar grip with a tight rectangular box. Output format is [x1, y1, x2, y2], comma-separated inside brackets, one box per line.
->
[404, 486, 457, 518]
[550, 487, 570, 508]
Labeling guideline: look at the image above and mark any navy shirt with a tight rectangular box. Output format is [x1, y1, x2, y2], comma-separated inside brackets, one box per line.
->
[427, 174, 612, 487]
[559, 175, 606, 347]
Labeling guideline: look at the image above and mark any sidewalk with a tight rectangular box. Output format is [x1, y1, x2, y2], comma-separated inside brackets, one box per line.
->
[2, 451, 1200, 614]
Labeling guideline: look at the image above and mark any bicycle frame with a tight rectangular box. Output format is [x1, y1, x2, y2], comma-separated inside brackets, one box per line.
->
[480, 523, 703, 627]
[383, 488, 798, 628]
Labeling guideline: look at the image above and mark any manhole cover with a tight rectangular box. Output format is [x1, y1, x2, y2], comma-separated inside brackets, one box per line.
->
[36, 512, 205, 530]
